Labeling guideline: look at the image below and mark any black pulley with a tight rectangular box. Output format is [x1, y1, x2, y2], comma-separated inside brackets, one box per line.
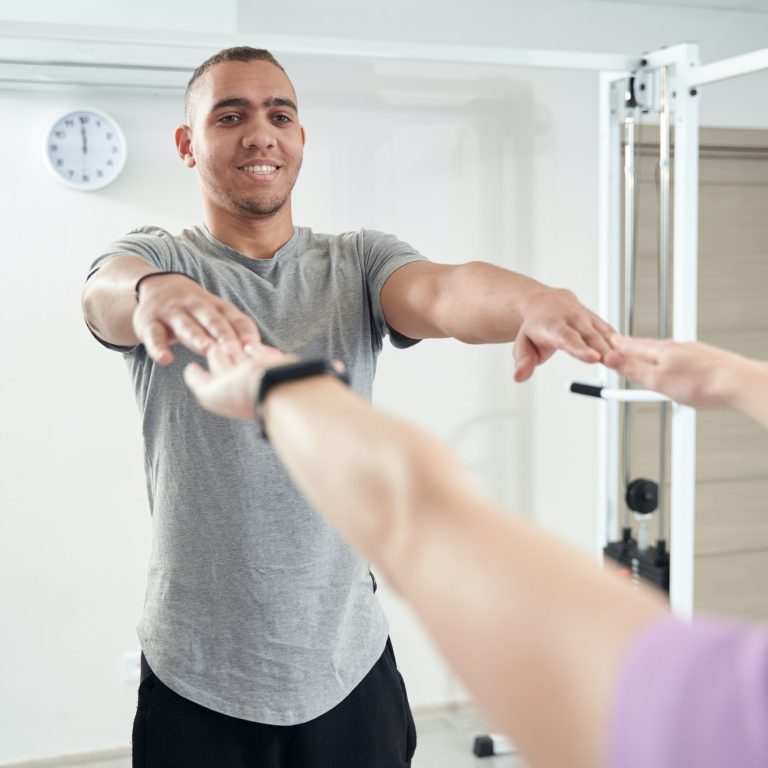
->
[626, 478, 658, 514]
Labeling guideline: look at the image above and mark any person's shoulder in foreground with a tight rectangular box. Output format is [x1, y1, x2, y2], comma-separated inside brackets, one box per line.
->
[610, 615, 768, 768]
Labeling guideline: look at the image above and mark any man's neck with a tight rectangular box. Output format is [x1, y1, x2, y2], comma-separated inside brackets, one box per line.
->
[205, 205, 296, 260]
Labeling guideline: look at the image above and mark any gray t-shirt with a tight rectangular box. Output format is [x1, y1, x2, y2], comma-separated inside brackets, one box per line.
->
[90, 224, 427, 724]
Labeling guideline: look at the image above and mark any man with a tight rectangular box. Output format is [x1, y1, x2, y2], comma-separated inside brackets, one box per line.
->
[81, 46, 613, 767]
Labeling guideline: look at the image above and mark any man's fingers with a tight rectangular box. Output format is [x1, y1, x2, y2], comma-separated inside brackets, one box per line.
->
[141, 297, 261, 362]
[602, 349, 624, 370]
[548, 325, 602, 363]
[169, 314, 215, 354]
[224, 311, 262, 346]
[513, 334, 539, 382]
[224, 340, 249, 365]
[594, 317, 617, 338]
[576, 318, 614, 357]
[608, 334, 662, 364]
[192, 310, 240, 346]
[142, 320, 175, 365]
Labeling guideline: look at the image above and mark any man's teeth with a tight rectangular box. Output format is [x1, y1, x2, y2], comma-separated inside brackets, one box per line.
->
[243, 165, 277, 174]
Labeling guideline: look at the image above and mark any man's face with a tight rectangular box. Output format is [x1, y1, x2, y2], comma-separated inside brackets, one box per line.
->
[178, 60, 305, 218]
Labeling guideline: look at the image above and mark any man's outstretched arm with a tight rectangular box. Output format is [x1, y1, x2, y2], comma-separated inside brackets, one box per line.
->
[184, 343, 667, 768]
[380, 261, 615, 381]
[82, 255, 262, 365]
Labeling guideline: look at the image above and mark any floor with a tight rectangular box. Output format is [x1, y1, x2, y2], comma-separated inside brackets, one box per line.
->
[53, 705, 527, 768]
[412, 706, 528, 768]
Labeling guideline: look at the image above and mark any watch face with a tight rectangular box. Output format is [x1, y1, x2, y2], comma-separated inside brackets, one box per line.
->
[45, 108, 127, 191]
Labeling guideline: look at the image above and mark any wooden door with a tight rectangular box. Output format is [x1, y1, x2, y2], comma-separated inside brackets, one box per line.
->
[626, 127, 768, 618]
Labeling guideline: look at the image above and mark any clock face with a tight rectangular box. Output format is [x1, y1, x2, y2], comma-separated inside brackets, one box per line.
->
[45, 109, 127, 191]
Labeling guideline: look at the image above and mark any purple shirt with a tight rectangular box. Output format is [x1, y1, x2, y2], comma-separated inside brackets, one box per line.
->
[610, 616, 768, 768]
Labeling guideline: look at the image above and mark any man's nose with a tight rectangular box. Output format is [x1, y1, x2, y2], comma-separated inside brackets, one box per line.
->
[242, 119, 276, 150]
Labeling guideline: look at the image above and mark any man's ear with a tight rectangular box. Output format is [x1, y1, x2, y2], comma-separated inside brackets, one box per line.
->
[300, 124, 306, 147]
[175, 125, 196, 168]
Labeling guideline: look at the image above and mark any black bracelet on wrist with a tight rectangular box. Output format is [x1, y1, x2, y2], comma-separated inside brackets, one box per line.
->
[256, 358, 350, 440]
[135, 271, 195, 303]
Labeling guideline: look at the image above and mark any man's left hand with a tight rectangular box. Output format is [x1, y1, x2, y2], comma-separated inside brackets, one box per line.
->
[513, 287, 615, 382]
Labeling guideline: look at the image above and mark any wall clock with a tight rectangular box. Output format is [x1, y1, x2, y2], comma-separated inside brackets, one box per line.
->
[44, 108, 127, 191]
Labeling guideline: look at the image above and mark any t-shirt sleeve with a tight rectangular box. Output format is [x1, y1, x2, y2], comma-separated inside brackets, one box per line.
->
[357, 229, 429, 349]
[86, 226, 175, 281]
[608, 616, 768, 768]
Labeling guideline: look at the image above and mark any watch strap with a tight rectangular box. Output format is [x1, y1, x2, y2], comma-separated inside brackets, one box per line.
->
[256, 358, 350, 439]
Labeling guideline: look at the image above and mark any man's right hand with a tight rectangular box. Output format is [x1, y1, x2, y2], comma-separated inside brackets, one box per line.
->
[132, 273, 262, 366]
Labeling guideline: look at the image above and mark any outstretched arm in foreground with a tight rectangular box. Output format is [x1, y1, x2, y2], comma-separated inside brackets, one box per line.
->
[605, 335, 768, 430]
[184, 343, 668, 768]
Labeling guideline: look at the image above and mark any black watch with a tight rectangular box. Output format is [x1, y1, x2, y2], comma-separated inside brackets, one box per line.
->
[256, 358, 350, 439]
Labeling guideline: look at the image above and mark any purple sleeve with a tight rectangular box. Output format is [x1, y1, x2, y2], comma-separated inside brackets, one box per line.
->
[609, 616, 768, 768]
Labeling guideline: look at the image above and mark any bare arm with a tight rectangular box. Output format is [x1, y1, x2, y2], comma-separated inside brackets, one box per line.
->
[184, 343, 668, 768]
[81, 255, 262, 365]
[380, 261, 615, 381]
[605, 335, 768, 430]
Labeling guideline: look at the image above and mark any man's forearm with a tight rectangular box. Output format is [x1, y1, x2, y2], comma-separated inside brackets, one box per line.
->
[432, 262, 537, 343]
[261, 374, 667, 768]
[81, 255, 155, 346]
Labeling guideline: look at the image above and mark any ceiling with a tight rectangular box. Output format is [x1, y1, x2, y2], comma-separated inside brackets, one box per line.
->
[594, 0, 768, 12]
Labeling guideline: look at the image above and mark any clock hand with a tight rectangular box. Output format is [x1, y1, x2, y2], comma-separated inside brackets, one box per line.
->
[81, 126, 87, 154]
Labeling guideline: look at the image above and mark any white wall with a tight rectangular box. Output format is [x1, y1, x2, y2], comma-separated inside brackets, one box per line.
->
[0, 0, 237, 33]
[1, 0, 767, 762]
[0, 87, 203, 760]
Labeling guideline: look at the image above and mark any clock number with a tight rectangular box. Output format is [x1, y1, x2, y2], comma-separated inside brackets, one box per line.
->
[67, 170, 74, 178]
[105, 132, 113, 140]
[50, 144, 58, 152]
[82, 174, 90, 182]
[56, 159, 64, 167]
[107, 159, 114, 167]
[64, 118, 74, 127]
[79, 115, 89, 124]
[55, 130, 65, 139]
[112, 146, 119, 153]
[97, 170, 104, 178]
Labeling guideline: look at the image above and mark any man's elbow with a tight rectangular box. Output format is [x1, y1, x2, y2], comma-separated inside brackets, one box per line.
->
[81, 279, 98, 327]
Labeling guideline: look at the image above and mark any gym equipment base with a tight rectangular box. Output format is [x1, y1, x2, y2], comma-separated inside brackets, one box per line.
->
[604, 539, 670, 593]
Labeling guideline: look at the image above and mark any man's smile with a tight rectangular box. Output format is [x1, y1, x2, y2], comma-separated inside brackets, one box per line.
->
[241, 164, 278, 174]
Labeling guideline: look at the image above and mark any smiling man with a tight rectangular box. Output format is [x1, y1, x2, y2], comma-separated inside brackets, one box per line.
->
[81, 46, 614, 768]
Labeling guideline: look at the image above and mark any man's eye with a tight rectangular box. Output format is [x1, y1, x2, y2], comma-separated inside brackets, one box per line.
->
[273, 114, 291, 124]
[219, 114, 240, 123]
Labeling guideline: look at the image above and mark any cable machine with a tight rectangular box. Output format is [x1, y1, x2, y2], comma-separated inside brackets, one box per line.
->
[572, 44, 768, 623]
[601, 69, 671, 593]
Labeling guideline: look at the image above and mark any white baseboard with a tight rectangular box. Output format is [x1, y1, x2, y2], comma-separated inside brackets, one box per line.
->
[0, 746, 130, 768]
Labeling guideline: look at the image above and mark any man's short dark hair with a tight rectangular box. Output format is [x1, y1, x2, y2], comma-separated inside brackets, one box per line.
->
[185, 46, 289, 120]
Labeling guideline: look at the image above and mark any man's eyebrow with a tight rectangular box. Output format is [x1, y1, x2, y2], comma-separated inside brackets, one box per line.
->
[209, 96, 298, 113]
[264, 97, 298, 112]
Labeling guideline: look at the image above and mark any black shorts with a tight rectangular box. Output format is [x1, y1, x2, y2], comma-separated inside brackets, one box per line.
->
[132, 638, 417, 768]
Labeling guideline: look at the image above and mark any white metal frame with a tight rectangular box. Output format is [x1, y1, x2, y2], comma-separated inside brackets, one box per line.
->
[3, 27, 767, 618]
[598, 43, 768, 618]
